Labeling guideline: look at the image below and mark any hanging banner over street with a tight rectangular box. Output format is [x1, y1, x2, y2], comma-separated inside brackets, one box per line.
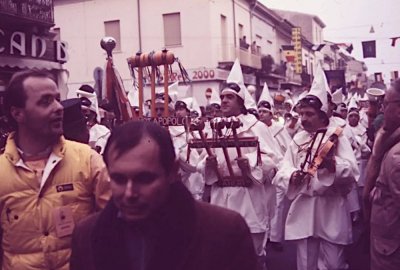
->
[292, 27, 302, 74]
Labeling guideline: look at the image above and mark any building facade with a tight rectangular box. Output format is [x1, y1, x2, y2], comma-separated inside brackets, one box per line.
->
[54, 0, 322, 106]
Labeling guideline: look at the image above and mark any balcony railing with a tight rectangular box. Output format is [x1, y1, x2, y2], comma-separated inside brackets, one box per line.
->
[219, 44, 262, 70]
[0, 0, 54, 25]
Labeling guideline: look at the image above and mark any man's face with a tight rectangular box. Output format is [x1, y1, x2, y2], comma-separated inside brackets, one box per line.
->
[155, 103, 165, 117]
[107, 136, 174, 223]
[208, 106, 222, 119]
[284, 102, 292, 112]
[220, 93, 241, 117]
[258, 108, 273, 123]
[327, 101, 335, 118]
[383, 87, 400, 132]
[299, 106, 324, 132]
[348, 113, 360, 127]
[14, 77, 63, 138]
[175, 107, 188, 118]
[339, 107, 348, 120]
[81, 106, 96, 126]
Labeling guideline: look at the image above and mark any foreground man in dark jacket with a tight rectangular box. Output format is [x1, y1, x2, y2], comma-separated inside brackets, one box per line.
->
[70, 121, 257, 270]
[369, 79, 400, 270]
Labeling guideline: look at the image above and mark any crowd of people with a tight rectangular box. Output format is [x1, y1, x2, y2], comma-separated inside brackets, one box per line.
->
[0, 64, 399, 270]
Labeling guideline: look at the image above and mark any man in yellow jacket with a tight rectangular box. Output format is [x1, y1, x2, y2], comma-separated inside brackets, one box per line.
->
[0, 70, 110, 270]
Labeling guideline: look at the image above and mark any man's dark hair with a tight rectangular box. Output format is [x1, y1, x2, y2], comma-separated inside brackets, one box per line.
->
[4, 70, 56, 129]
[103, 121, 176, 175]
[238, 96, 248, 115]
[258, 100, 272, 110]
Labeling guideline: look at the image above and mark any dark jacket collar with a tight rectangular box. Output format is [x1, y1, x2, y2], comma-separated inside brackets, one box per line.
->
[91, 181, 197, 270]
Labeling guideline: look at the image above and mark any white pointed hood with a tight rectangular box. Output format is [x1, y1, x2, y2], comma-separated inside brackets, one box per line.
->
[331, 88, 343, 105]
[76, 89, 101, 122]
[155, 81, 178, 105]
[170, 82, 180, 103]
[209, 87, 221, 106]
[223, 58, 246, 100]
[308, 64, 329, 113]
[258, 82, 274, 107]
[244, 86, 257, 110]
[127, 88, 139, 107]
[180, 97, 201, 116]
[348, 96, 358, 110]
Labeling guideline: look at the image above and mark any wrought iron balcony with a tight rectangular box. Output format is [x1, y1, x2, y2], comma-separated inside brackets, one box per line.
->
[0, 0, 54, 26]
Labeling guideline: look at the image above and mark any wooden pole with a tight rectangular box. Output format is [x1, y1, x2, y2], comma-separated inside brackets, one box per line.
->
[164, 63, 169, 117]
[138, 66, 144, 117]
[151, 65, 156, 117]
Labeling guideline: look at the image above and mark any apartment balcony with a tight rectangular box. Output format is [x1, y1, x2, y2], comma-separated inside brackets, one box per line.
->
[218, 44, 262, 70]
[0, 0, 54, 26]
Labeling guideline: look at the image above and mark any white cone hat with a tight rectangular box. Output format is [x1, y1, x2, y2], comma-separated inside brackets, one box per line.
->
[348, 96, 359, 110]
[127, 88, 139, 107]
[244, 86, 257, 110]
[308, 64, 329, 113]
[180, 97, 201, 116]
[258, 82, 274, 107]
[331, 88, 343, 105]
[209, 87, 221, 106]
[223, 58, 246, 100]
[76, 89, 100, 122]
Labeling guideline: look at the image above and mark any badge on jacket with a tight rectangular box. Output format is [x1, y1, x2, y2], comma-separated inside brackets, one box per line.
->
[52, 206, 75, 238]
[55, 183, 74, 192]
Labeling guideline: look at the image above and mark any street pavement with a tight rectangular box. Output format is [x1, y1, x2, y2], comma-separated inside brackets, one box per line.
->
[265, 220, 370, 270]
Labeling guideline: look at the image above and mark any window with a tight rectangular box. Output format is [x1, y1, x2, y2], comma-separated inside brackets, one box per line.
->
[221, 15, 228, 59]
[256, 35, 262, 55]
[104, 20, 121, 51]
[221, 15, 227, 41]
[163, 13, 182, 46]
[238, 24, 244, 39]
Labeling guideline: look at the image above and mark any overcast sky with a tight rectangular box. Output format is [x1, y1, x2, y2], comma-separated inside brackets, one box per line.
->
[261, 0, 400, 83]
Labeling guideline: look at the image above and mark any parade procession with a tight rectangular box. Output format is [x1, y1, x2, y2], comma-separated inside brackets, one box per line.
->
[0, 0, 400, 270]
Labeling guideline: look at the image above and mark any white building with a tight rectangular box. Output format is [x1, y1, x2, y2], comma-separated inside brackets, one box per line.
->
[54, 0, 319, 106]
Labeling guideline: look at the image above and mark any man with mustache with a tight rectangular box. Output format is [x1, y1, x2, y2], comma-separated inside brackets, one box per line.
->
[201, 60, 281, 270]
[0, 70, 110, 270]
[273, 67, 359, 270]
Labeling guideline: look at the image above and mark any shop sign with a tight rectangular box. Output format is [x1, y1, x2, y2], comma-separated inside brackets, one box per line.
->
[146, 68, 256, 85]
[0, 27, 68, 63]
[292, 27, 302, 74]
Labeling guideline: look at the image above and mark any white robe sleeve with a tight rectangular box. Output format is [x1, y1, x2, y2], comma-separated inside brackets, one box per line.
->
[272, 139, 298, 193]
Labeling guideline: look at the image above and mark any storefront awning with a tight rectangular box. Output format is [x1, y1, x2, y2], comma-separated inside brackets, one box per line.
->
[0, 56, 63, 70]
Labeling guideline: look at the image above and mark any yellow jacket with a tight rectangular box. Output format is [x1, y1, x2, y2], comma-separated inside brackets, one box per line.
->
[0, 133, 111, 270]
